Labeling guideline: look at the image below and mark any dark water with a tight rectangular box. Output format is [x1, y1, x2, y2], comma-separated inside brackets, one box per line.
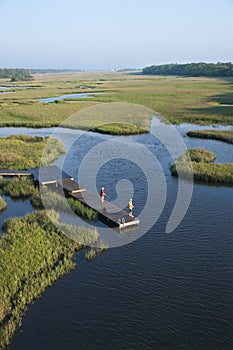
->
[0, 123, 233, 349]
[0, 196, 34, 234]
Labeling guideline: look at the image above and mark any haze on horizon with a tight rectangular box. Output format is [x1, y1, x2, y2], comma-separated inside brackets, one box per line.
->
[1, 0, 233, 70]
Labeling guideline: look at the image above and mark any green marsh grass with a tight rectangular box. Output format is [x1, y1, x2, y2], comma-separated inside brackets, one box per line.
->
[0, 196, 6, 212]
[31, 188, 98, 222]
[1, 73, 233, 128]
[0, 135, 65, 170]
[0, 210, 98, 350]
[171, 148, 233, 185]
[180, 148, 216, 163]
[85, 241, 108, 261]
[187, 130, 233, 144]
[0, 177, 36, 199]
[0, 178, 98, 222]
[59, 223, 99, 246]
[67, 197, 98, 221]
[92, 123, 148, 135]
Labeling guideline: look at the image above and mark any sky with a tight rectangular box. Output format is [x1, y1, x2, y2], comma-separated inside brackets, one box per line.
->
[0, 0, 233, 70]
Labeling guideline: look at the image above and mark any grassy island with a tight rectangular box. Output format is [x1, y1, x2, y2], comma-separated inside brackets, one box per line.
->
[92, 123, 148, 135]
[0, 211, 98, 350]
[171, 148, 233, 185]
[0, 135, 65, 170]
[187, 130, 233, 144]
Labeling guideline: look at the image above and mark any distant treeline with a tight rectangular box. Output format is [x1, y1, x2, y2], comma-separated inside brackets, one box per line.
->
[0, 68, 33, 82]
[28, 68, 82, 74]
[142, 62, 233, 77]
[0, 68, 82, 81]
[117, 68, 139, 72]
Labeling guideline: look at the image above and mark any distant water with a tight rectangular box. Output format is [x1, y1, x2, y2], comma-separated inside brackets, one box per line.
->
[0, 123, 232, 349]
[0, 86, 18, 89]
[39, 92, 103, 103]
[0, 85, 35, 90]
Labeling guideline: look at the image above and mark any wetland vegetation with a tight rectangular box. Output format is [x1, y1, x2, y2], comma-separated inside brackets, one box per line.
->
[0, 210, 98, 350]
[92, 123, 147, 135]
[0, 197, 6, 212]
[0, 135, 65, 170]
[0, 177, 36, 199]
[0, 128, 102, 349]
[0, 176, 99, 222]
[0, 71, 233, 128]
[187, 130, 233, 144]
[171, 148, 233, 185]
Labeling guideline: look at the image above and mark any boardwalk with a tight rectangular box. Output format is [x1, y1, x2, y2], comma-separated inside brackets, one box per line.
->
[30, 166, 73, 185]
[59, 178, 86, 194]
[71, 190, 140, 229]
[0, 165, 140, 229]
[0, 170, 32, 177]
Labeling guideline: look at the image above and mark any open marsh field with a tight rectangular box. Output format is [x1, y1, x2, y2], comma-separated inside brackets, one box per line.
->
[0, 72, 233, 127]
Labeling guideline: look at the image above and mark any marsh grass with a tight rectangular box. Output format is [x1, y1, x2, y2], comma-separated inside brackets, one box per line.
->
[180, 148, 216, 163]
[0, 210, 98, 350]
[85, 241, 108, 261]
[0, 135, 65, 170]
[0, 177, 36, 199]
[7, 134, 43, 143]
[1, 73, 233, 128]
[92, 123, 148, 135]
[187, 130, 233, 144]
[0, 177, 98, 222]
[31, 188, 98, 221]
[67, 197, 98, 221]
[0, 196, 6, 212]
[171, 148, 233, 185]
[59, 223, 99, 246]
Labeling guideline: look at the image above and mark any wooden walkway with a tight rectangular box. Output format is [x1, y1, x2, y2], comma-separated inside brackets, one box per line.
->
[70, 190, 140, 229]
[30, 166, 73, 185]
[0, 166, 140, 229]
[0, 170, 32, 177]
[58, 178, 86, 194]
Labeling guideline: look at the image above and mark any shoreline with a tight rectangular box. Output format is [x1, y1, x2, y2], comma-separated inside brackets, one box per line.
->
[0, 211, 82, 350]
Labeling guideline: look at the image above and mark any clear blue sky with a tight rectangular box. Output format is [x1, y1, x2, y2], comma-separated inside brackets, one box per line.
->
[1, 0, 233, 70]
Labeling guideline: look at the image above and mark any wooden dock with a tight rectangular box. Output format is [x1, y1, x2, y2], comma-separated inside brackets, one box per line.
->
[58, 178, 86, 194]
[70, 189, 140, 229]
[0, 165, 140, 229]
[0, 170, 32, 177]
[29, 166, 73, 185]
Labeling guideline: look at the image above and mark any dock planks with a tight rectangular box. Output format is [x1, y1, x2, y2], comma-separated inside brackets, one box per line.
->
[0, 165, 140, 229]
[59, 178, 86, 194]
[71, 190, 140, 229]
[29, 166, 73, 185]
[0, 170, 32, 177]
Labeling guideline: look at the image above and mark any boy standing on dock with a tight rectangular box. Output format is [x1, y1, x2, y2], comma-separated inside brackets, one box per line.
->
[100, 187, 106, 203]
[128, 198, 134, 217]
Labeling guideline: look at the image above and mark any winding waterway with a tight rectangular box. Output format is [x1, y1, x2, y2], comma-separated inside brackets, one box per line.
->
[39, 92, 103, 103]
[0, 121, 233, 349]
